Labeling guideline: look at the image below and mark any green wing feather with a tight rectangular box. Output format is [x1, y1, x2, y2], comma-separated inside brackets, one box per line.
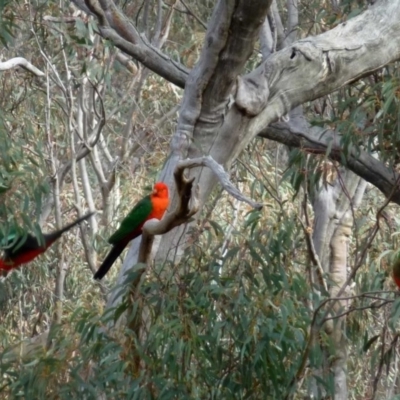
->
[0, 229, 19, 247]
[108, 195, 153, 244]
[0, 227, 29, 251]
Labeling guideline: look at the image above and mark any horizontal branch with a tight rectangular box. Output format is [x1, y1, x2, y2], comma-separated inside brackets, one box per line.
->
[0, 57, 45, 76]
[259, 119, 400, 205]
[244, 0, 400, 122]
[81, 0, 188, 88]
[43, 15, 78, 23]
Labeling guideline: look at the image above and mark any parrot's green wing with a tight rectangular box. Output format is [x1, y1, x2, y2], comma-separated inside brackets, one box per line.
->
[108, 195, 153, 244]
[0, 227, 29, 253]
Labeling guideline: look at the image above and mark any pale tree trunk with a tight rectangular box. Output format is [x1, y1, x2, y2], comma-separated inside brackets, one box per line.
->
[310, 171, 367, 399]
[105, 0, 274, 309]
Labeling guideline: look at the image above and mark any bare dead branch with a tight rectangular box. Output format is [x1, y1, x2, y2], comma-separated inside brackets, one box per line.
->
[0, 57, 45, 76]
[43, 16, 78, 24]
[154, 0, 178, 48]
[259, 119, 400, 206]
[87, 78, 106, 146]
[124, 154, 264, 323]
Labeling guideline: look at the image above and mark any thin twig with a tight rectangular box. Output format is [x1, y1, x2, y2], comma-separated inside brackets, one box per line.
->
[179, 0, 207, 29]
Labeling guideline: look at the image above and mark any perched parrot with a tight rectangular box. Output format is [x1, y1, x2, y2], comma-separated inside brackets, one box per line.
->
[393, 258, 400, 289]
[0, 212, 94, 273]
[94, 182, 169, 280]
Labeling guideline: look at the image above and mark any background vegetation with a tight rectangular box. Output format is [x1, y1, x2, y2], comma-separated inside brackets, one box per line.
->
[0, 0, 400, 399]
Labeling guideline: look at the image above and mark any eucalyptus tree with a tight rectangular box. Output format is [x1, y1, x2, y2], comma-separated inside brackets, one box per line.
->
[2, 0, 400, 398]
[64, 0, 400, 398]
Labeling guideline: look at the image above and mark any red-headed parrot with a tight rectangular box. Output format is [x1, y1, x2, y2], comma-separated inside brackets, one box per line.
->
[94, 182, 169, 280]
[0, 212, 94, 273]
[393, 258, 400, 289]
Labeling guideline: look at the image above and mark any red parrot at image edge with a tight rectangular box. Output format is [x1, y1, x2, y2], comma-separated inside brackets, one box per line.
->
[393, 258, 400, 289]
[0, 212, 94, 273]
[93, 182, 169, 280]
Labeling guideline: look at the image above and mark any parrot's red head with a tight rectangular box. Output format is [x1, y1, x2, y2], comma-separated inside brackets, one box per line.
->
[393, 257, 400, 289]
[152, 182, 169, 199]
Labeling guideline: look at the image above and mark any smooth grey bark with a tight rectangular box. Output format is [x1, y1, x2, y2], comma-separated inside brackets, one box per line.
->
[312, 170, 366, 275]
[0, 57, 45, 76]
[330, 177, 367, 400]
[310, 171, 367, 399]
